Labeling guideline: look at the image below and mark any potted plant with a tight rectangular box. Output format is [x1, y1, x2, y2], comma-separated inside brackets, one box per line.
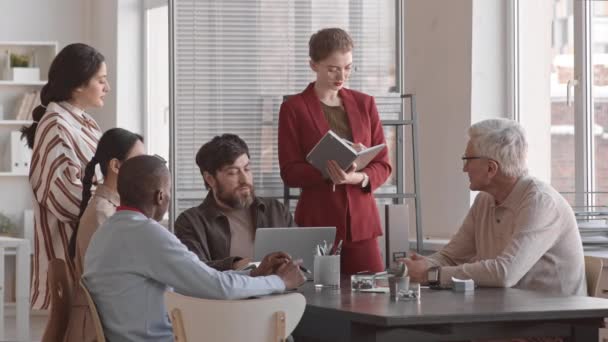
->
[8, 52, 39, 82]
[0, 212, 16, 237]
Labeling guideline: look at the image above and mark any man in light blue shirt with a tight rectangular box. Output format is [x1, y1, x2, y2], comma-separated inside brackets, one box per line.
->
[84, 155, 305, 342]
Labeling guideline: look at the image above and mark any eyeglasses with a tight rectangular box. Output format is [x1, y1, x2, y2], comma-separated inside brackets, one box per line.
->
[461, 156, 498, 167]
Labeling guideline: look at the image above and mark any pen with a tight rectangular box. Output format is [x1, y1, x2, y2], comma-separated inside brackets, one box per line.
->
[332, 183, 336, 192]
[332, 239, 343, 255]
[299, 265, 312, 275]
[282, 256, 311, 274]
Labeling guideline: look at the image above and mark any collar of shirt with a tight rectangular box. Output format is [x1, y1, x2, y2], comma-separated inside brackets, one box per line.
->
[117, 205, 145, 215]
[490, 175, 532, 210]
[57, 101, 85, 117]
[55, 101, 98, 130]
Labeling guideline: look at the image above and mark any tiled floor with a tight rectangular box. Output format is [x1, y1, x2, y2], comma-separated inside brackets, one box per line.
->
[4, 309, 47, 342]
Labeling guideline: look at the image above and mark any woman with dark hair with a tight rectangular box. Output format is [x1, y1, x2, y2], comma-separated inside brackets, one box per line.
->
[278, 28, 392, 274]
[21, 43, 109, 309]
[63, 127, 144, 342]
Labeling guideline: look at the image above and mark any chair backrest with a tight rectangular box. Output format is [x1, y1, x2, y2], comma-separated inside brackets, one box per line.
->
[165, 291, 306, 342]
[79, 279, 107, 342]
[41, 258, 73, 342]
[585, 255, 604, 297]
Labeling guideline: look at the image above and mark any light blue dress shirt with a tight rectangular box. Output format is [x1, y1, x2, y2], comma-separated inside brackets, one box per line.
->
[84, 210, 285, 342]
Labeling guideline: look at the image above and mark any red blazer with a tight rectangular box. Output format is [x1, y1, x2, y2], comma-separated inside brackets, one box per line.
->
[278, 82, 392, 242]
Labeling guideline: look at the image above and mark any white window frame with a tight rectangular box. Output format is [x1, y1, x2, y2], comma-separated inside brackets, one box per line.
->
[573, 0, 595, 208]
[512, 0, 598, 207]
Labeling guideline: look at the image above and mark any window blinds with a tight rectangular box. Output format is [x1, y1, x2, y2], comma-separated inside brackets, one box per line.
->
[173, 0, 398, 214]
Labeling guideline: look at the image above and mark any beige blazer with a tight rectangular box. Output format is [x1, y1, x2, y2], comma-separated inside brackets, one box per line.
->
[64, 184, 118, 342]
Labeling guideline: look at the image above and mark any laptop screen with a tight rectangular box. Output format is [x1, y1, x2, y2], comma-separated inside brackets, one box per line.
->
[253, 227, 336, 275]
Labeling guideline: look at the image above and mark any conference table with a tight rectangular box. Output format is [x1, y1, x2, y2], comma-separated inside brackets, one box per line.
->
[293, 280, 608, 341]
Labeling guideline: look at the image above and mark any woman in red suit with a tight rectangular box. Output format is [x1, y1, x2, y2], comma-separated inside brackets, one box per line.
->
[278, 28, 392, 274]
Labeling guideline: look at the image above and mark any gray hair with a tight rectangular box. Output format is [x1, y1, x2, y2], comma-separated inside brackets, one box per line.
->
[468, 118, 528, 178]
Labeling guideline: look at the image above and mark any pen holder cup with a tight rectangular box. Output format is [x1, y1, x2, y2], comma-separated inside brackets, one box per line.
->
[313, 255, 340, 288]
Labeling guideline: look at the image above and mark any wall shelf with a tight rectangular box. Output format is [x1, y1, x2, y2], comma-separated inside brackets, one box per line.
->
[0, 120, 32, 125]
[0, 172, 28, 177]
[0, 81, 45, 86]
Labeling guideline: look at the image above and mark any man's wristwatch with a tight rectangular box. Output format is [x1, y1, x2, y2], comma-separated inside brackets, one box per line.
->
[427, 266, 441, 287]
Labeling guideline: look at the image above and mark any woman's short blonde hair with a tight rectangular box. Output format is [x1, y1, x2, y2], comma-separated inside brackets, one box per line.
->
[309, 28, 354, 62]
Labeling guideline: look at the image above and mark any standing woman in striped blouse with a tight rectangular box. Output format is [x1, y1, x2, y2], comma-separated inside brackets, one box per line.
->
[21, 43, 109, 310]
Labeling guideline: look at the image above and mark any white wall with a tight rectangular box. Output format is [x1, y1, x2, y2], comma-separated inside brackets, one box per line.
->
[469, 0, 512, 205]
[471, 0, 509, 123]
[85, 0, 144, 134]
[84, 0, 119, 131]
[404, 0, 474, 239]
[518, 0, 552, 183]
[116, 0, 144, 134]
[0, 0, 87, 45]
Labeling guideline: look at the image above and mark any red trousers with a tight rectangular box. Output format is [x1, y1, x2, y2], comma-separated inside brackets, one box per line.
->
[339, 238, 384, 275]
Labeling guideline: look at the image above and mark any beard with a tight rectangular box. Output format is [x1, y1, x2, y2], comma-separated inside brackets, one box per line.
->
[215, 182, 255, 209]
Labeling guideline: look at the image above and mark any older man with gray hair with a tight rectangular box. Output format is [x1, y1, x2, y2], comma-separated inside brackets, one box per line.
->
[405, 118, 586, 296]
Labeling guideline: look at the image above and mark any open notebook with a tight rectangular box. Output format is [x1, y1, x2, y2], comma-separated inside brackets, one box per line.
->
[306, 130, 386, 178]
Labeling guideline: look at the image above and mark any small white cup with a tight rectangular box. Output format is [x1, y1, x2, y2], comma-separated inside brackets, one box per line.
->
[313, 255, 340, 288]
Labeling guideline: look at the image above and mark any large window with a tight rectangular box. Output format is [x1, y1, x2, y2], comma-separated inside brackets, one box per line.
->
[549, 0, 608, 207]
[171, 0, 402, 216]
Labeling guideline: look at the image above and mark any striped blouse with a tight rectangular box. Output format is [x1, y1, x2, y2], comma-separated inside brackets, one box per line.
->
[29, 101, 101, 310]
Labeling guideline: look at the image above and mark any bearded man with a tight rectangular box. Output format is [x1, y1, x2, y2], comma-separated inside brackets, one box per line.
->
[175, 134, 295, 271]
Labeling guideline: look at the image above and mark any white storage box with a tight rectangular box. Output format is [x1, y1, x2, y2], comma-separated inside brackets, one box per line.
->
[9, 67, 40, 82]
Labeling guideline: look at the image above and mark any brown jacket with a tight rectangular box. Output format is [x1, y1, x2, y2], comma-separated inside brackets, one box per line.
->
[174, 192, 295, 271]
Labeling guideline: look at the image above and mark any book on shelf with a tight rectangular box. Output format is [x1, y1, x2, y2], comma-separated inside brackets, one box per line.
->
[2, 49, 8, 79]
[10, 130, 32, 174]
[306, 130, 386, 179]
[14, 91, 39, 121]
[13, 93, 27, 120]
[24, 209, 34, 251]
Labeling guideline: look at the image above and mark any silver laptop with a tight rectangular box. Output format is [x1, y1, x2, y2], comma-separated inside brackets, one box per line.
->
[254, 227, 336, 279]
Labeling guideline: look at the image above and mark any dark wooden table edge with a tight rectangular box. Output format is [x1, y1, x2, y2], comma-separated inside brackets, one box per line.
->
[303, 303, 608, 327]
